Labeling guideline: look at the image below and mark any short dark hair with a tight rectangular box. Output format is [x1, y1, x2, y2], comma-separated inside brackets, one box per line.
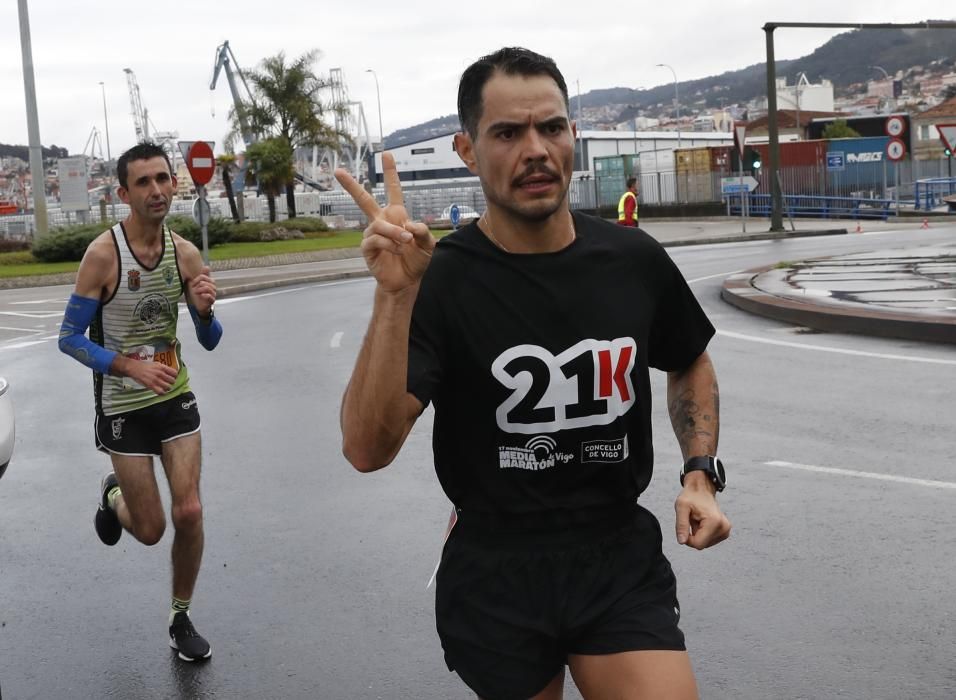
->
[117, 142, 172, 189]
[626, 176, 637, 189]
[457, 47, 570, 139]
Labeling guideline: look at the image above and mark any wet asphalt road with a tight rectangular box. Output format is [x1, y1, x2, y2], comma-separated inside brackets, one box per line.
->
[1, 226, 956, 699]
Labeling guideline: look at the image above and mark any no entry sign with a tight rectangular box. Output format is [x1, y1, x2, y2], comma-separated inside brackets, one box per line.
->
[181, 141, 216, 186]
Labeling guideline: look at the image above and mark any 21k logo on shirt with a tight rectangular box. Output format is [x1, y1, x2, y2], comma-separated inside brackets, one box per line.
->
[491, 338, 637, 434]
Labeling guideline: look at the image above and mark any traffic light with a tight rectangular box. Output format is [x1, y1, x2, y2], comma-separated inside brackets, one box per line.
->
[744, 147, 762, 174]
[945, 147, 952, 157]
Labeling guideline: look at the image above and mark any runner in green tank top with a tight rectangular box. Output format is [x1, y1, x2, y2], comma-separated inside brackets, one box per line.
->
[58, 142, 224, 662]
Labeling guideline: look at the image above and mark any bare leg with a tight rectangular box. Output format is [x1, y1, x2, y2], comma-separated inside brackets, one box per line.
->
[160, 432, 204, 601]
[569, 650, 699, 700]
[110, 454, 166, 545]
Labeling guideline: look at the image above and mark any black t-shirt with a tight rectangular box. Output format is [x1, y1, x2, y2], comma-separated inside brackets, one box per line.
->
[408, 212, 714, 523]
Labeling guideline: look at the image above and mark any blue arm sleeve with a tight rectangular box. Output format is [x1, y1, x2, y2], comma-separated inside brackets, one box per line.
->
[188, 305, 223, 351]
[58, 294, 117, 374]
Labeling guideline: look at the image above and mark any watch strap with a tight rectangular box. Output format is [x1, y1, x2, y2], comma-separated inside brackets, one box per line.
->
[681, 455, 726, 491]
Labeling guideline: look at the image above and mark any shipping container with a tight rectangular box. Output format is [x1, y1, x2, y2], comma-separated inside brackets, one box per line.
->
[638, 150, 675, 174]
[709, 146, 734, 173]
[594, 155, 640, 207]
[675, 147, 712, 174]
[825, 136, 891, 198]
[676, 146, 735, 174]
[737, 137, 894, 199]
[745, 140, 829, 169]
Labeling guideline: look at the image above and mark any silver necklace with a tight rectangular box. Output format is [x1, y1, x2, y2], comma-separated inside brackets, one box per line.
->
[479, 213, 575, 253]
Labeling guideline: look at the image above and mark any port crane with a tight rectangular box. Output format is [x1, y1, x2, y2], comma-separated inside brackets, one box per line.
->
[210, 41, 368, 188]
[123, 68, 149, 142]
[210, 40, 257, 149]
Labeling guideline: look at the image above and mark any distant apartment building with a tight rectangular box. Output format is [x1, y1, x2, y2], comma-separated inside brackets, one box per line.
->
[911, 96, 956, 160]
[915, 72, 956, 98]
[751, 75, 835, 116]
[613, 116, 661, 131]
[692, 110, 734, 132]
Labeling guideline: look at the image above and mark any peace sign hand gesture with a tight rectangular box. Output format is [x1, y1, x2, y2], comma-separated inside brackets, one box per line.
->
[335, 153, 436, 293]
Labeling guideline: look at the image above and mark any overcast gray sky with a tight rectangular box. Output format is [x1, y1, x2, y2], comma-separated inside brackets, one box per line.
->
[0, 2, 942, 156]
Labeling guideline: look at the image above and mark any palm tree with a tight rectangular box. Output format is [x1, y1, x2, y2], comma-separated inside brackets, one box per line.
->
[217, 153, 241, 223]
[245, 137, 294, 223]
[227, 50, 336, 219]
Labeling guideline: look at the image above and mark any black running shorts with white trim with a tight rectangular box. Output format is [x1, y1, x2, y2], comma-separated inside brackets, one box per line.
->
[94, 391, 201, 456]
[435, 503, 684, 700]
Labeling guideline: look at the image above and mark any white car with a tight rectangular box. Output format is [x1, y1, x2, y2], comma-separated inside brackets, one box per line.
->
[0, 377, 13, 479]
[440, 204, 480, 224]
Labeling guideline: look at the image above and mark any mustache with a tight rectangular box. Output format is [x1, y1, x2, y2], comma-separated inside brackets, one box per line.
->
[512, 163, 560, 187]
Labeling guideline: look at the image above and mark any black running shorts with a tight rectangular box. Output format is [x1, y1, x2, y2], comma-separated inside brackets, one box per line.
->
[435, 503, 685, 700]
[94, 392, 201, 456]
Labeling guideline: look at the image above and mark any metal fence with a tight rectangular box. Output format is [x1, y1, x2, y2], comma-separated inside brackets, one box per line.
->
[4, 157, 955, 239]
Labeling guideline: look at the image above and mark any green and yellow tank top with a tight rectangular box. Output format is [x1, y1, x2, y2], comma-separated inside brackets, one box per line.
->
[91, 223, 190, 416]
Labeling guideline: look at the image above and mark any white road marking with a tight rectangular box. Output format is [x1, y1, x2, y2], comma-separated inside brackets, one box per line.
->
[687, 270, 743, 284]
[0, 311, 62, 319]
[2, 340, 48, 350]
[217, 278, 367, 305]
[765, 460, 956, 490]
[716, 329, 956, 366]
[330, 331, 344, 348]
[0, 325, 39, 332]
[687, 267, 956, 366]
[10, 298, 66, 305]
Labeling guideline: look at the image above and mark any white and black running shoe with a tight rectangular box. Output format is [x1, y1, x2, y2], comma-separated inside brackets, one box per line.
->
[94, 472, 122, 546]
[169, 611, 212, 662]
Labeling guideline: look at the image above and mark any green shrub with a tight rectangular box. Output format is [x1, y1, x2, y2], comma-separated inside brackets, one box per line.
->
[32, 225, 106, 262]
[166, 215, 232, 249]
[0, 239, 30, 253]
[284, 216, 328, 233]
[0, 251, 35, 264]
[27, 213, 326, 262]
[50, 221, 117, 237]
[229, 221, 270, 242]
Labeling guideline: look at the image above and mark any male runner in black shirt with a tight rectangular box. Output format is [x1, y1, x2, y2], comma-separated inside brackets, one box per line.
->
[336, 47, 730, 700]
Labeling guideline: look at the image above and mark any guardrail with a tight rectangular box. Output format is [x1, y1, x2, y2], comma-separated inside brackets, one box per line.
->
[729, 194, 896, 220]
[913, 177, 956, 211]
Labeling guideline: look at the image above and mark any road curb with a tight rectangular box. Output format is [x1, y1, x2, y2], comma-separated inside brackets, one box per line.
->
[660, 228, 847, 247]
[721, 265, 956, 345]
[217, 269, 371, 299]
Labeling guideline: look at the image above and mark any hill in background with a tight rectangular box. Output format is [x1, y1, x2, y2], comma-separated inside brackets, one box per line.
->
[387, 22, 956, 146]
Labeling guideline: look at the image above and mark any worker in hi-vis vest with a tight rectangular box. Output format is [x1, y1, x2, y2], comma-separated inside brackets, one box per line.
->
[617, 176, 639, 227]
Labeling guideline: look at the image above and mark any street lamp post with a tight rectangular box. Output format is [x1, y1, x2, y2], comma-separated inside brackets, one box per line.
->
[576, 79, 584, 171]
[656, 63, 680, 150]
[794, 72, 807, 139]
[365, 69, 384, 153]
[16, 0, 48, 236]
[870, 65, 892, 112]
[98, 81, 116, 220]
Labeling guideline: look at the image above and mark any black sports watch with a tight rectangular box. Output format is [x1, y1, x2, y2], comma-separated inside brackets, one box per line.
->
[680, 455, 726, 492]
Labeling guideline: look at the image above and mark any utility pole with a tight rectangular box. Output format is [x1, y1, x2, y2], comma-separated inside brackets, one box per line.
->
[656, 63, 681, 150]
[17, 0, 48, 237]
[99, 81, 116, 220]
[763, 21, 956, 234]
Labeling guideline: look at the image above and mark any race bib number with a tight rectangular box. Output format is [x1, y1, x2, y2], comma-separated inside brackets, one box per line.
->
[122, 340, 179, 389]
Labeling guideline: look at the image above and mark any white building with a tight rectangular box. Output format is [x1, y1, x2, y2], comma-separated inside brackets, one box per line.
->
[763, 75, 835, 114]
[371, 129, 733, 184]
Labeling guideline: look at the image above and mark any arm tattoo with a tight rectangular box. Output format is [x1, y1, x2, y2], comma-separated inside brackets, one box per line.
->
[669, 384, 719, 456]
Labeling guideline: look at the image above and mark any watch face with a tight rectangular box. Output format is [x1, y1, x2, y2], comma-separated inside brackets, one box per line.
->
[713, 458, 726, 487]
